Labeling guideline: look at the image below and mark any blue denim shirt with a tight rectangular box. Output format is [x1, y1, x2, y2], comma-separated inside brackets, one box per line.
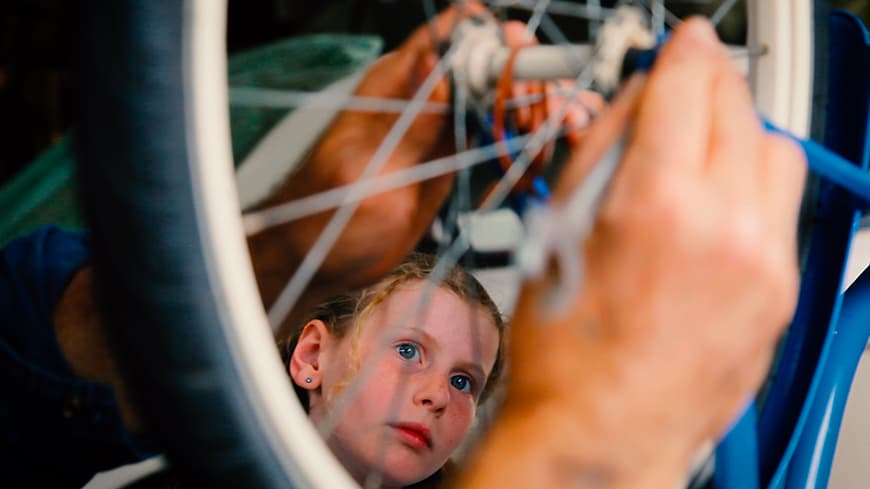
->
[0, 226, 156, 487]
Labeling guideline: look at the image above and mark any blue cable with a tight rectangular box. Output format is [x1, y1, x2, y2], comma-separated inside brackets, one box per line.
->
[625, 47, 870, 209]
[763, 119, 870, 209]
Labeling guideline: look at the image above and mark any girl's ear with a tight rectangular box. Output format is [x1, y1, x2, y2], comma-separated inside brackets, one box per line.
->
[289, 319, 331, 389]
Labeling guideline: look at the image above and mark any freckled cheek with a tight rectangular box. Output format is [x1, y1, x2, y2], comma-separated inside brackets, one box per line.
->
[351, 362, 407, 414]
[442, 400, 475, 444]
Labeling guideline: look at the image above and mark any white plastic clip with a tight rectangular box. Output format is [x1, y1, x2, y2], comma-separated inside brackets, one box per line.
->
[591, 6, 656, 93]
[449, 14, 505, 96]
[516, 136, 627, 316]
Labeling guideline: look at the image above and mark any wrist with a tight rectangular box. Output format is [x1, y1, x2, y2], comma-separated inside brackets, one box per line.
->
[458, 399, 694, 489]
[490, 284, 700, 489]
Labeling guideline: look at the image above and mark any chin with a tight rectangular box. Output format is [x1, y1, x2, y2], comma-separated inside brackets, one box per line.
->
[380, 470, 435, 489]
[379, 452, 439, 487]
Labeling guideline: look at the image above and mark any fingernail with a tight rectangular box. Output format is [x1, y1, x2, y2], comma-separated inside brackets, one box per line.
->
[685, 18, 719, 46]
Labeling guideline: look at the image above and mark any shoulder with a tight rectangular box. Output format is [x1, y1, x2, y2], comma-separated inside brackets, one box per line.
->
[2, 225, 89, 304]
[1, 225, 89, 340]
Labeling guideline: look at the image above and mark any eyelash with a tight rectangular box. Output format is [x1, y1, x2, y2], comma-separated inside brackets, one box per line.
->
[395, 342, 422, 362]
[394, 342, 477, 394]
[450, 374, 473, 393]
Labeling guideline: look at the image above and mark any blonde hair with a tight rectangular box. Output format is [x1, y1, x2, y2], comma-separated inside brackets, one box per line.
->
[280, 252, 506, 408]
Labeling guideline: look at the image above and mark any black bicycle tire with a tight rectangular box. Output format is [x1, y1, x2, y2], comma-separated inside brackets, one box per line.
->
[74, 1, 832, 488]
[76, 2, 293, 487]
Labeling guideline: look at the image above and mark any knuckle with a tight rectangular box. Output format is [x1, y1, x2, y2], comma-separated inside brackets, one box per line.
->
[761, 249, 801, 326]
[763, 133, 808, 197]
[723, 223, 799, 327]
[657, 17, 724, 66]
[578, 89, 606, 114]
[709, 206, 768, 271]
[644, 178, 691, 229]
[707, 209, 798, 336]
[767, 133, 807, 169]
[601, 177, 687, 235]
[721, 66, 754, 106]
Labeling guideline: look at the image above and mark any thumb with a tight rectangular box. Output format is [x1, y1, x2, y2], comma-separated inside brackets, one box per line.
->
[356, 1, 488, 101]
[552, 75, 645, 205]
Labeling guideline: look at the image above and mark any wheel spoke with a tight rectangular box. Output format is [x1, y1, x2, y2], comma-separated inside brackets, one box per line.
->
[730, 45, 768, 59]
[710, 0, 740, 27]
[634, 0, 681, 29]
[487, 0, 614, 21]
[729, 45, 767, 77]
[479, 67, 596, 211]
[273, 2, 772, 485]
[524, 0, 553, 41]
[351, 116, 569, 481]
[538, 10, 571, 44]
[651, 0, 666, 35]
[536, 14, 602, 120]
[316, 75, 597, 451]
[360, 44, 485, 482]
[587, 0, 602, 36]
[242, 136, 532, 234]
[266, 43, 460, 331]
[450, 67, 472, 253]
[476, 39, 604, 212]
[229, 87, 448, 114]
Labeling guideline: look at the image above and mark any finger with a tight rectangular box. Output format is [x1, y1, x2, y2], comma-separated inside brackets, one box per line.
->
[705, 55, 763, 195]
[629, 18, 728, 178]
[405, 41, 459, 154]
[550, 75, 645, 205]
[760, 133, 807, 241]
[547, 81, 606, 113]
[553, 85, 606, 144]
[354, 1, 488, 102]
[505, 21, 538, 130]
[514, 81, 533, 129]
[354, 38, 448, 103]
[574, 87, 607, 115]
[503, 20, 533, 48]
[346, 4, 498, 168]
[403, 1, 487, 55]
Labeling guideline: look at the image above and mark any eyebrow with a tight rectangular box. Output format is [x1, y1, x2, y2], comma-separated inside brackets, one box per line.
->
[456, 361, 487, 384]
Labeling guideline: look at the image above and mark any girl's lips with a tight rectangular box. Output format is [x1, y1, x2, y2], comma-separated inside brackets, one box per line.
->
[391, 422, 432, 449]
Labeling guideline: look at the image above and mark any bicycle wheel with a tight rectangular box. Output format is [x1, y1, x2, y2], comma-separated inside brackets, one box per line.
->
[75, 1, 827, 488]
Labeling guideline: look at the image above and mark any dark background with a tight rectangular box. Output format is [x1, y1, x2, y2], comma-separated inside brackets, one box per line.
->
[0, 0, 867, 188]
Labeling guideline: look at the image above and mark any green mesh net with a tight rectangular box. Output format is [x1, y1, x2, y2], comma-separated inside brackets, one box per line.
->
[0, 34, 382, 246]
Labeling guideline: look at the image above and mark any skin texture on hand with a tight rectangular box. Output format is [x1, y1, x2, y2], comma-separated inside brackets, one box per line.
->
[247, 5, 475, 336]
[51, 18, 460, 433]
[51, 8, 805, 487]
[51, 3, 491, 432]
[455, 18, 806, 489]
[247, 2, 596, 336]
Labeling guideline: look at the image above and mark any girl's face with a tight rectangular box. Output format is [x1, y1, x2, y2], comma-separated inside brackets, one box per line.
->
[309, 282, 500, 487]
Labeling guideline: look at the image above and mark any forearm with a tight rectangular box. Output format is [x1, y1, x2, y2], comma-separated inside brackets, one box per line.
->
[51, 225, 332, 433]
[452, 282, 703, 489]
[52, 266, 145, 433]
[52, 213, 400, 434]
[246, 149, 443, 337]
[454, 400, 693, 489]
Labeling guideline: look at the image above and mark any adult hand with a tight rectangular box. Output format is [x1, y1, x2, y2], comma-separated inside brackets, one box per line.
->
[250, 3, 597, 335]
[248, 5, 481, 332]
[459, 18, 805, 489]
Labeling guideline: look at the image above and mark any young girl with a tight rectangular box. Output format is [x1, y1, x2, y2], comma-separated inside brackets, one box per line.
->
[281, 253, 506, 488]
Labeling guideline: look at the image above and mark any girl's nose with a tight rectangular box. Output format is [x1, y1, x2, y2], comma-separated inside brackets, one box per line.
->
[413, 373, 450, 413]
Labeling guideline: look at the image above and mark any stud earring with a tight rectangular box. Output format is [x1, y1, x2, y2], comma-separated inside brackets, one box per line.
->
[305, 377, 313, 384]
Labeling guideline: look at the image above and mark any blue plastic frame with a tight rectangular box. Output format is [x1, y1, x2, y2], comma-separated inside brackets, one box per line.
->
[714, 10, 870, 489]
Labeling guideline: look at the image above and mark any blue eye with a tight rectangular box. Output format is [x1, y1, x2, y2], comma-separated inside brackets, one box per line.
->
[450, 375, 472, 393]
[396, 343, 420, 361]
